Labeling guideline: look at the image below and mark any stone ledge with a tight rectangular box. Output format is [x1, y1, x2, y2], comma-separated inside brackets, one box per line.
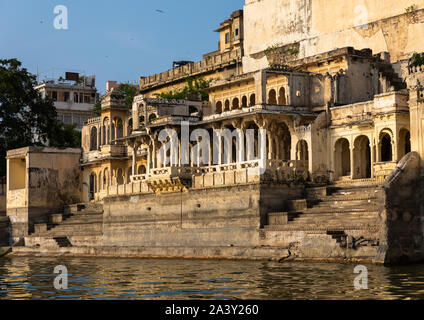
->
[8, 245, 291, 261]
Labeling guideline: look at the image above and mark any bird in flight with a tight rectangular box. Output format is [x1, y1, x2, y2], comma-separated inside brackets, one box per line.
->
[156, 9, 164, 13]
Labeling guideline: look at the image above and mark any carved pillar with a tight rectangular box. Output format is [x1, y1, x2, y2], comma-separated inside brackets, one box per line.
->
[131, 141, 140, 176]
[132, 98, 141, 130]
[350, 144, 354, 180]
[370, 141, 375, 178]
[96, 125, 100, 150]
[114, 119, 118, 143]
[147, 143, 151, 174]
[109, 120, 113, 145]
[254, 70, 267, 105]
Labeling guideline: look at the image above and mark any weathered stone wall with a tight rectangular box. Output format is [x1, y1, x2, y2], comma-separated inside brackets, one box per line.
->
[0, 183, 5, 215]
[375, 152, 424, 264]
[243, 0, 424, 72]
[6, 147, 82, 243]
[0, 216, 9, 246]
[102, 183, 304, 247]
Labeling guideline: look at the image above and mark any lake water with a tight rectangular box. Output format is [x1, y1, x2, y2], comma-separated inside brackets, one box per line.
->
[0, 256, 424, 300]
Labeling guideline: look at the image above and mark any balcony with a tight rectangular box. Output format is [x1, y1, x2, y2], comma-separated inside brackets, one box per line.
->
[100, 144, 127, 158]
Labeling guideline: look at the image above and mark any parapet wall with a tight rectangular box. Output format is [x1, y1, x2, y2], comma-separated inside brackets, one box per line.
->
[375, 152, 424, 264]
[243, 0, 424, 72]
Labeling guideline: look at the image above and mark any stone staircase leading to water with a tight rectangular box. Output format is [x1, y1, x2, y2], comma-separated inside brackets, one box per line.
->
[262, 181, 383, 259]
[25, 203, 104, 249]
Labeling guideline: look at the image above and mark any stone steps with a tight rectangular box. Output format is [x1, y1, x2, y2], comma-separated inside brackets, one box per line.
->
[263, 183, 381, 242]
[25, 203, 104, 248]
[264, 225, 379, 232]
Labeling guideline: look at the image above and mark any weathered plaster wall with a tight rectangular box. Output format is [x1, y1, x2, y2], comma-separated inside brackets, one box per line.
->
[243, 0, 424, 73]
[6, 147, 82, 243]
[102, 183, 304, 247]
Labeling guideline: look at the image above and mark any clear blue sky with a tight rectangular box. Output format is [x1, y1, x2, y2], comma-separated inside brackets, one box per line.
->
[0, 0, 244, 93]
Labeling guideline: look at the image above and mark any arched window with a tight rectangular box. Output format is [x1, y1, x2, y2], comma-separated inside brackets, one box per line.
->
[296, 140, 309, 161]
[116, 118, 124, 139]
[278, 87, 287, 105]
[334, 138, 351, 180]
[90, 127, 98, 151]
[138, 165, 147, 175]
[398, 129, 411, 159]
[103, 168, 109, 189]
[249, 94, 256, 106]
[224, 100, 230, 112]
[149, 113, 157, 122]
[241, 96, 248, 108]
[89, 172, 96, 201]
[116, 168, 124, 185]
[126, 167, 132, 183]
[380, 132, 393, 162]
[127, 118, 133, 136]
[353, 135, 371, 179]
[268, 89, 277, 105]
[216, 101, 223, 114]
[232, 98, 239, 110]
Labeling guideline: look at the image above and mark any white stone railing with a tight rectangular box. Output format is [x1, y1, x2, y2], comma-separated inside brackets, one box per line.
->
[100, 159, 310, 198]
[131, 166, 197, 182]
[87, 117, 101, 125]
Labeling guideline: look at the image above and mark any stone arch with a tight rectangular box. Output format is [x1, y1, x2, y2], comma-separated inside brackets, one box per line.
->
[149, 113, 157, 122]
[245, 122, 260, 160]
[334, 138, 351, 180]
[379, 130, 393, 162]
[232, 97, 240, 110]
[115, 117, 124, 139]
[103, 117, 110, 144]
[116, 168, 124, 185]
[353, 135, 371, 179]
[224, 99, 230, 112]
[103, 168, 109, 189]
[216, 101, 223, 114]
[241, 96, 248, 108]
[296, 140, 309, 161]
[277, 122, 291, 160]
[278, 87, 287, 105]
[398, 128, 411, 159]
[127, 118, 133, 135]
[268, 89, 277, 105]
[90, 126, 98, 151]
[98, 171, 102, 192]
[249, 94, 256, 106]
[126, 167, 132, 183]
[137, 165, 147, 175]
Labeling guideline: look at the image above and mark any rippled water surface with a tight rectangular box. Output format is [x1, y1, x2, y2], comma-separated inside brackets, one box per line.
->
[1, 257, 424, 300]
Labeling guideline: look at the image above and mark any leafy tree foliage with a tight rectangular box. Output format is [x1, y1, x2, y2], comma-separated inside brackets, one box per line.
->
[411, 53, 424, 67]
[93, 83, 138, 117]
[0, 58, 80, 176]
[155, 77, 212, 102]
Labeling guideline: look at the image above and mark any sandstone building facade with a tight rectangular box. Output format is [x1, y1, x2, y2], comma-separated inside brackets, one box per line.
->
[4, 1, 424, 264]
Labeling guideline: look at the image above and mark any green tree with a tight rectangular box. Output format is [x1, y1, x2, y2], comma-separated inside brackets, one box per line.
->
[92, 83, 138, 116]
[49, 123, 82, 149]
[117, 83, 138, 109]
[0, 58, 80, 176]
[92, 101, 101, 117]
[155, 76, 212, 102]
